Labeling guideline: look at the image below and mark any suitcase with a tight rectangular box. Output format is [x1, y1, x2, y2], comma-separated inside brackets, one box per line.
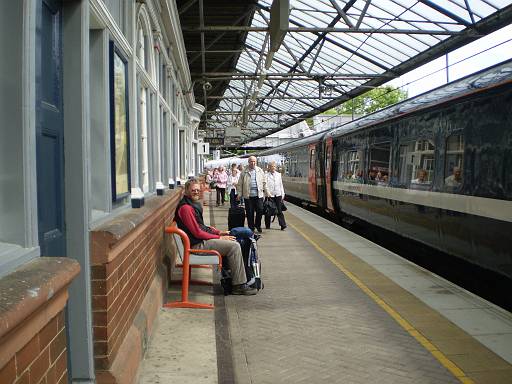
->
[220, 234, 263, 295]
[228, 206, 246, 230]
[243, 236, 263, 290]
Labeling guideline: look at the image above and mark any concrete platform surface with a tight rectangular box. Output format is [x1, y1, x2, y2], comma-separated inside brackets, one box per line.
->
[138, 193, 512, 384]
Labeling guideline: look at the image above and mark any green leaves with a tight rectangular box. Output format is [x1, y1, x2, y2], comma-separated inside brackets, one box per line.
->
[336, 86, 408, 115]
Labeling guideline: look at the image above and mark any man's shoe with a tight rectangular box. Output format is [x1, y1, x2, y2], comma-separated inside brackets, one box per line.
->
[256, 227, 262, 233]
[265, 226, 270, 230]
[232, 284, 257, 295]
[281, 226, 287, 231]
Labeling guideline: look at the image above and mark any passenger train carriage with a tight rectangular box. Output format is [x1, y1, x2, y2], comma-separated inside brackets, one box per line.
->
[257, 60, 512, 310]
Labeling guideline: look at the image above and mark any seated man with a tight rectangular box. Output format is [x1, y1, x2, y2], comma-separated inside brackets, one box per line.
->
[410, 169, 431, 191]
[175, 178, 257, 295]
[445, 166, 462, 191]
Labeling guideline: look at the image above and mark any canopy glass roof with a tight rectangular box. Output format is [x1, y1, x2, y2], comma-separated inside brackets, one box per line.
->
[178, 0, 512, 148]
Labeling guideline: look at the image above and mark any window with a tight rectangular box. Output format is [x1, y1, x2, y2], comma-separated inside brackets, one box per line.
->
[337, 152, 346, 180]
[137, 23, 146, 68]
[399, 139, 435, 189]
[139, 86, 149, 192]
[347, 150, 364, 182]
[110, 42, 131, 201]
[368, 143, 390, 185]
[444, 133, 464, 192]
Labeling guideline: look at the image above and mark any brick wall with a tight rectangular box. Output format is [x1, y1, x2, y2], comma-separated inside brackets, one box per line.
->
[0, 258, 80, 384]
[0, 311, 67, 384]
[90, 190, 182, 384]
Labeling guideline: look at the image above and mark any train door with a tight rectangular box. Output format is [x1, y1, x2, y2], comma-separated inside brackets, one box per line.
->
[325, 137, 334, 212]
[308, 144, 317, 203]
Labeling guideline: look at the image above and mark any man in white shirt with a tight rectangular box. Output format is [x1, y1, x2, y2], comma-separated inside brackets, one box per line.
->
[445, 166, 462, 192]
[410, 169, 431, 191]
[265, 161, 287, 230]
[237, 156, 269, 232]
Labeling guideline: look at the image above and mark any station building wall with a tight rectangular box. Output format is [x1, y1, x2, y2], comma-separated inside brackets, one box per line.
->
[0, 1, 201, 383]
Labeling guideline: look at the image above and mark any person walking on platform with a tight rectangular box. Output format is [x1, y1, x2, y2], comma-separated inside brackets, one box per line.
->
[175, 178, 257, 295]
[237, 156, 269, 233]
[227, 163, 240, 208]
[265, 161, 287, 231]
[214, 166, 228, 206]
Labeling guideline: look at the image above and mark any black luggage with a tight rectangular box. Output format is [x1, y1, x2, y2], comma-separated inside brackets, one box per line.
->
[243, 236, 263, 290]
[220, 234, 263, 295]
[228, 206, 246, 230]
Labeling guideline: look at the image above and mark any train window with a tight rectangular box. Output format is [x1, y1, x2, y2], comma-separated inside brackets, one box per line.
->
[444, 134, 464, 193]
[337, 153, 346, 180]
[368, 143, 391, 185]
[347, 150, 364, 182]
[290, 154, 297, 177]
[398, 140, 435, 189]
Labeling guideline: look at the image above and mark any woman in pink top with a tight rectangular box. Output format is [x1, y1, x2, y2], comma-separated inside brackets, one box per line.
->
[214, 166, 228, 206]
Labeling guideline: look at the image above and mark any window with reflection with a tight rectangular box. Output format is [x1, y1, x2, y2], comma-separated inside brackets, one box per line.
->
[347, 150, 364, 183]
[398, 139, 435, 190]
[337, 152, 346, 180]
[368, 143, 390, 185]
[137, 22, 146, 67]
[444, 133, 464, 193]
[110, 43, 131, 201]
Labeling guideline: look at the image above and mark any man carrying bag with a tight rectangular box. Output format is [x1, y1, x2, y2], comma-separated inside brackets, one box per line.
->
[237, 156, 269, 233]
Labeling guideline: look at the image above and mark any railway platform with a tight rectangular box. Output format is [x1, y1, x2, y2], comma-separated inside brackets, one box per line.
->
[138, 192, 512, 384]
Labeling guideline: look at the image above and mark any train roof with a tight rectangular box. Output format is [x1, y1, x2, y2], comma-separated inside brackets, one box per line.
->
[257, 130, 328, 156]
[327, 59, 512, 139]
[248, 59, 512, 158]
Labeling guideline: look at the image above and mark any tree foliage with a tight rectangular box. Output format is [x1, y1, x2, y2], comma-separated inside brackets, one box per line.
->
[336, 86, 408, 115]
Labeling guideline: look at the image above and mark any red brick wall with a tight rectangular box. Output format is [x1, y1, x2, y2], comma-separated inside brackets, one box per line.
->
[0, 258, 79, 384]
[90, 191, 182, 381]
[0, 311, 68, 384]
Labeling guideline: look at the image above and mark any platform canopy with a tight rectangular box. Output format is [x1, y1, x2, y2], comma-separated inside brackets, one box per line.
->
[178, 0, 512, 148]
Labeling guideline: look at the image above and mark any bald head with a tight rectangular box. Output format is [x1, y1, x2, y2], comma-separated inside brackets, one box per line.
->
[248, 156, 257, 170]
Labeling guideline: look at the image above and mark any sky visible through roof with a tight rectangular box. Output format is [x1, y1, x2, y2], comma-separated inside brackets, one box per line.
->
[205, 0, 512, 146]
[387, 24, 512, 98]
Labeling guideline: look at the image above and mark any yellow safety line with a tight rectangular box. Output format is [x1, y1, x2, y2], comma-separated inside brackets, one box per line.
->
[289, 222, 474, 384]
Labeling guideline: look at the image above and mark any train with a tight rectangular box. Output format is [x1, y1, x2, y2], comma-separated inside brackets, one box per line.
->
[207, 60, 512, 310]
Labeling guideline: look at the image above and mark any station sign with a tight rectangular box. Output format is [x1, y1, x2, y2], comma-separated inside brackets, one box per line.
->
[197, 142, 209, 155]
[204, 137, 224, 146]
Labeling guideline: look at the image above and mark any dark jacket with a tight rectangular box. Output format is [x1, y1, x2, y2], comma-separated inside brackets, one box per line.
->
[175, 196, 215, 246]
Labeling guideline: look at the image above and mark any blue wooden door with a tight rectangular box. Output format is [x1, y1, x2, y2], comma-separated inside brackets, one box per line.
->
[36, 0, 65, 256]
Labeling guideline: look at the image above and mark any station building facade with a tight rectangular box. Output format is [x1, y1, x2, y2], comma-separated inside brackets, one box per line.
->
[0, 1, 203, 383]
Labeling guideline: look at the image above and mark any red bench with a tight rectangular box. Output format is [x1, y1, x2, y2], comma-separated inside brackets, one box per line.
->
[164, 226, 222, 309]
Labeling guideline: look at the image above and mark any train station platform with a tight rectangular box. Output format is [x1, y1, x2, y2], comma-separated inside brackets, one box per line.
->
[138, 192, 512, 384]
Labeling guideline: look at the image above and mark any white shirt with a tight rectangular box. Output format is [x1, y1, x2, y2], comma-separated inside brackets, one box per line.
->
[249, 169, 258, 196]
[266, 171, 284, 197]
[227, 171, 240, 193]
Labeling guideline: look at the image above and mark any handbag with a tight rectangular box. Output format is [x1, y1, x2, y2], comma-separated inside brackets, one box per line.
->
[210, 181, 217, 189]
[263, 199, 277, 217]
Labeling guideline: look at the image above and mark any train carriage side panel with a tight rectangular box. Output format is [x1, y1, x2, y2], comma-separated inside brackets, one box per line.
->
[282, 145, 310, 202]
[330, 81, 512, 284]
